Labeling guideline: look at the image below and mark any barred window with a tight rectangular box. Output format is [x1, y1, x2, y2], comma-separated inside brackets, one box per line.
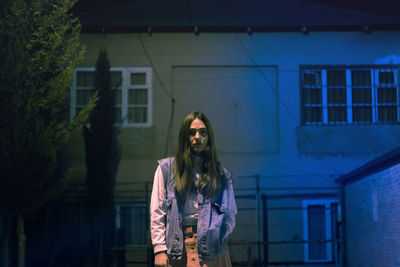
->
[116, 203, 147, 246]
[303, 200, 338, 263]
[307, 205, 327, 260]
[71, 67, 152, 127]
[301, 65, 400, 125]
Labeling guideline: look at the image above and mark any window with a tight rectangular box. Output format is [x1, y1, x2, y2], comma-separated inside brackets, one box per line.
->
[301, 65, 400, 125]
[302, 200, 338, 263]
[71, 67, 152, 126]
[115, 203, 147, 246]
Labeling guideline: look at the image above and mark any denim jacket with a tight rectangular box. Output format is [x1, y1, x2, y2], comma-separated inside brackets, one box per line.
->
[157, 157, 236, 261]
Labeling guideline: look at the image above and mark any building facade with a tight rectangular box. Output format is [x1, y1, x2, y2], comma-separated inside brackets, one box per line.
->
[51, 1, 400, 266]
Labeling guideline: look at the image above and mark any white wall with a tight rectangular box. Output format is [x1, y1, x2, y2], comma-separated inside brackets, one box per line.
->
[69, 30, 400, 264]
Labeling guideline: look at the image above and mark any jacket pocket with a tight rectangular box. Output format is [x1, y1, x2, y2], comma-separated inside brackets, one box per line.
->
[206, 203, 229, 255]
[164, 197, 183, 256]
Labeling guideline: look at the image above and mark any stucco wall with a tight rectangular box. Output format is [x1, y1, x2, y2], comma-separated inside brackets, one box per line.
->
[345, 163, 400, 267]
[65, 31, 400, 264]
[72, 31, 400, 184]
[297, 125, 400, 157]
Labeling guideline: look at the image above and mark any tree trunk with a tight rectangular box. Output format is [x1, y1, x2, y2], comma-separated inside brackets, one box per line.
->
[97, 232, 103, 267]
[17, 214, 26, 267]
[3, 215, 9, 267]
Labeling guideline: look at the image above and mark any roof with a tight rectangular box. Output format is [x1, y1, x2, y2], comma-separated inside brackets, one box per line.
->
[335, 147, 400, 185]
[77, 0, 400, 33]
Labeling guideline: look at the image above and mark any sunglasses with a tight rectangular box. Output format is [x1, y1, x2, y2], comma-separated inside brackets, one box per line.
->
[188, 128, 208, 137]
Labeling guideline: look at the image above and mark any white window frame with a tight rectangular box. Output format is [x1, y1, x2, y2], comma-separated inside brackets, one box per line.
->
[302, 199, 338, 263]
[302, 65, 400, 125]
[70, 67, 152, 127]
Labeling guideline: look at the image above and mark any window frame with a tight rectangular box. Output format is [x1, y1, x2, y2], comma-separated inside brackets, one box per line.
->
[70, 67, 153, 127]
[302, 199, 338, 263]
[300, 65, 400, 125]
[115, 202, 148, 246]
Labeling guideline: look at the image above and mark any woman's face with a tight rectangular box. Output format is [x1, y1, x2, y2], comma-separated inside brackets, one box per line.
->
[188, 118, 209, 154]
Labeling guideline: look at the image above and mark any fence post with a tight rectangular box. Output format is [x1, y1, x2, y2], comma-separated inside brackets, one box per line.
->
[262, 194, 268, 266]
[255, 175, 261, 266]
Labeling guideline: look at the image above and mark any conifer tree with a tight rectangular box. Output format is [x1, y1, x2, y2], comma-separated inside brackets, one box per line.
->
[83, 48, 120, 266]
[0, 0, 96, 266]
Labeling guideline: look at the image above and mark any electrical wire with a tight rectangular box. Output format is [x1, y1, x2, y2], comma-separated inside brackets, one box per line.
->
[138, 30, 340, 173]
[138, 33, 175, 157]
[234, 33, 340, 174]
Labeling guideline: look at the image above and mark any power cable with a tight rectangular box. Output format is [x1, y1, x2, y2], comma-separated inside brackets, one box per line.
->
[138, 34, 172, 99]
[234, 33, 340, 174]
[138, 33, 175, 157]
[138, 30, 339, 173]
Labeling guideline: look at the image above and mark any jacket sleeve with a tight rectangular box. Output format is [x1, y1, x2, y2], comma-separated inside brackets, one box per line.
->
[150, 165, 168, 253]
[223, 169, 237, 234]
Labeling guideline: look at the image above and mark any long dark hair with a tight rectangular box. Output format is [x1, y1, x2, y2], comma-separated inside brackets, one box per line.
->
[174, 111, 224, 199]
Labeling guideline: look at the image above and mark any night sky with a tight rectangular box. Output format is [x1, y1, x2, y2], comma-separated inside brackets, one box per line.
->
[72, 0, 400, 17]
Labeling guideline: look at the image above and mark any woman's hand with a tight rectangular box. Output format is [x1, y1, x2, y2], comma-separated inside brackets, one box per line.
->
[155, 252, 169, 267]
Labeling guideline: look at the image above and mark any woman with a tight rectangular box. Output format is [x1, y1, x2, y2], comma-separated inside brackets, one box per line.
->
[150, 111, 237, 267]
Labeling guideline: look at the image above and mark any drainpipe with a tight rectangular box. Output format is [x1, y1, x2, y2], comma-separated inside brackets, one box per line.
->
[339, 184, 347, 267]
[256, 175, 261, 266]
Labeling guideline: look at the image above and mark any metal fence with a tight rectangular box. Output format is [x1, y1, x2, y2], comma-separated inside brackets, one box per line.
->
[29, 175, 343, 267]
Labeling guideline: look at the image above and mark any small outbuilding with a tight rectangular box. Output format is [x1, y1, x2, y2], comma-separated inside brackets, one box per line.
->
[335, 147, 400, 267]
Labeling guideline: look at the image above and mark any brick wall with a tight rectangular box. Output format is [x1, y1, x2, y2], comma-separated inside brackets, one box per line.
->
[345, 163, 400, 267]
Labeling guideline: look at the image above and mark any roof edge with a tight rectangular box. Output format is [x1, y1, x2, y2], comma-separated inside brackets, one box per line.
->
[80, 24, 400, 34]
[335, 147, 400, 185]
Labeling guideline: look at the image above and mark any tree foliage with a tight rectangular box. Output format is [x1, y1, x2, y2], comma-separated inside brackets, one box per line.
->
[0, 0, 96, 216]
[83, 48, 120, 264]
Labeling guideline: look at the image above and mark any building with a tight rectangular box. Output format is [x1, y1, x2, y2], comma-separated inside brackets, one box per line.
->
[335, 147, 400, 267]
[45, 0, 400, 266]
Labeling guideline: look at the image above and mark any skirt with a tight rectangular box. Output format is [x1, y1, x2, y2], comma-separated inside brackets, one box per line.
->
[168, 225, 232, 267]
